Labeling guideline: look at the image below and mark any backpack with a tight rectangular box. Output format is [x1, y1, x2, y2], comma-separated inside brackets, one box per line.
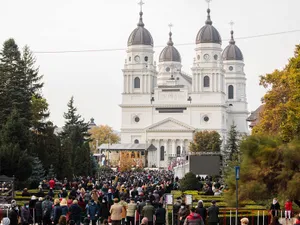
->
[43, 201, 52, 218]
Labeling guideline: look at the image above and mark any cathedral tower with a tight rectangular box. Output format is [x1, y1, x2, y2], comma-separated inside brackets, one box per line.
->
[191, 7, 225, 105]
[222, 28, 249, 133]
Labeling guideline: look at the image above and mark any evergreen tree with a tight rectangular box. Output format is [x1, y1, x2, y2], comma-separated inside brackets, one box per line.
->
[60, 97, 92, 178]
[47, 164, 56, 180]
[29, 157, 45, 188]
[179, 172, 199, 191]
[0, 108, 32, 180]
[225, 123, 240, 161]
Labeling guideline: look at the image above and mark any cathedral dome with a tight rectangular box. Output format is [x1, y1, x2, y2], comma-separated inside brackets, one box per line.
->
[127, 12, 153, 47]
[159, 31, 181, 62]
[222, 30, 244, 61]
[195, 9, 222, 44]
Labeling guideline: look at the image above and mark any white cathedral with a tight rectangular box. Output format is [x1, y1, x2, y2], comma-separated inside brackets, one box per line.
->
[104, 4, 249, 169]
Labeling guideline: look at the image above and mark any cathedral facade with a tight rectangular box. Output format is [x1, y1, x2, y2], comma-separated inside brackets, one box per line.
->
[120, 6, 248, 168]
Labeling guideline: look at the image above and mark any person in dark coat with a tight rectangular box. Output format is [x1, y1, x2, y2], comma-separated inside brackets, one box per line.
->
[196, 200, 207, 224]
[141, 200, 155, 225]
[29, 196, 37, 224]
[99, 199, 110, 224]
[21, 203, 31, 225]
[173, 198, 182, 225]
[69, 200, 82, 225]
[270, 198, 280, 217]
[8, 209, 18, 225]
[207, 200, 219, 225]
[51, 199, 62, 225]
[21, 189, 30, 197]
[155, 203, 166, 225]
[35, 197, 43, 225]
[42, 196, 53, 225]
[87, 199, 100, 225]
[48, 188, 55, 199]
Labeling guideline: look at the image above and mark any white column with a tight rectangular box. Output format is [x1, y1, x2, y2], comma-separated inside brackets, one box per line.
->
[156, 139, 160, 168]
[172, 140, 176, 156]
[129, 75, 132, 93]
[180, 140, 184, 154]
[164, 139, 168, 163]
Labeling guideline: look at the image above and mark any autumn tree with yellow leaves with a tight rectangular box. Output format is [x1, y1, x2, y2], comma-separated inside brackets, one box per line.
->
[224, 45, 300, 207]
[89, 125, 120, 152]
[253, 45, 300, 142]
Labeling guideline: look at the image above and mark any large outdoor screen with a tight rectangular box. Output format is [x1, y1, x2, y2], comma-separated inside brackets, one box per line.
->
[189, 155, 221, 175]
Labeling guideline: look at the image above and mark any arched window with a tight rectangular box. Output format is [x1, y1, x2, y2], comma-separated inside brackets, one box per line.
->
[134, 139, 139, 144]
[176, 146, 181, 156]
[134, 77, 140, 88]
[228, 85, 234, 99]
[204, 76, 210, 87]
[160, 146, 165, 161]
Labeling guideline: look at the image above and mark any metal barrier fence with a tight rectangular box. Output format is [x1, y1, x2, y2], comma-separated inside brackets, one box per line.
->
[171, 209, 300, 225]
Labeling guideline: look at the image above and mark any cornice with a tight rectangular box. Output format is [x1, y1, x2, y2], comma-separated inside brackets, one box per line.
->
[119, 104, 228, 108]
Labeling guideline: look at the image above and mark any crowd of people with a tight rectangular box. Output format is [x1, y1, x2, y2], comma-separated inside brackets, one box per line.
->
[1, 170, 300, 225]
[1, 170, 175, 225]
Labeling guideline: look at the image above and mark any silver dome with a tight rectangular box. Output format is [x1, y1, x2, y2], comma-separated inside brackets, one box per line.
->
[127, 12, 153, 47]
[222, 31, 244, 61]
[159, 32, 181, 62]
[195, 9, 222, 44]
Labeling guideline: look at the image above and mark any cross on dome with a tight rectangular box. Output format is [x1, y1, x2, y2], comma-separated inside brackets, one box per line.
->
[138, 0, 144, 12]
[167, 23, 174, 46]
[205, 0, 212, 9]
[205, 0, 213, 25]
[229, 21, 235, 31]
[137, 0, 145, 27]
[229, 20, 236, 44]
[168, 23, 173, 32]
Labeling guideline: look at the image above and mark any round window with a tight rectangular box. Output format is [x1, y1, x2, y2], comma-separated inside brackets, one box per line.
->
[134, 139, 139, 144]
[134, 55, 140, 62]
[214, 54, 218, 60]
[134, 116, 140, 123]
[166, 67, 170, 72]
[204, 54, 210, 61]
[176, 77, 180, 80]
[229, 66, 234, 71]
[203, 116, 209, 122]
[197, 55, 200, 60]
[144, 56, 148, 62]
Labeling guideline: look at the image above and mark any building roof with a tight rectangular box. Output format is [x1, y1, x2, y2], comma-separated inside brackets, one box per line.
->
[127, 11, 153, 47]
[196, 9, 222, 44]
[247, 105, 264, 128]
[180, 72, 192, 84]
[159, 31, 181, 62]
[222, 30, 244, 61]
[98, 143, 157, 151]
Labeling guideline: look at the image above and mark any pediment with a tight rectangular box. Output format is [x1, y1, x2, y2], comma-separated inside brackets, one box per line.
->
[146, 118, 195, 131]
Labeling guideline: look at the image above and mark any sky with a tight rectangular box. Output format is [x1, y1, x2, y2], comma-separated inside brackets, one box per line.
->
[0, 0, 299, 130]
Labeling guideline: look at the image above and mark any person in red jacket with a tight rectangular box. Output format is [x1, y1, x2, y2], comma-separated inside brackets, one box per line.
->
[49, 179, 55, 190]
[184, 207, 204, 225]
[284, 199, 292, 220]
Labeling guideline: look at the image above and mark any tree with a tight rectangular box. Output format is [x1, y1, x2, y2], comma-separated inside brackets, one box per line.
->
[59, 97, 93, 178]
[253, 45, 300, 142]
[89, 125, 120, 152]
[225, 123, 240, 161]
[29, 157, 45, 188]
[190, 130, 222, 153]
[0, 108, 32, 181]
[224, 135, 300, 206]
[179, 172, 199, 191]
[47, 164, 56, 180]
